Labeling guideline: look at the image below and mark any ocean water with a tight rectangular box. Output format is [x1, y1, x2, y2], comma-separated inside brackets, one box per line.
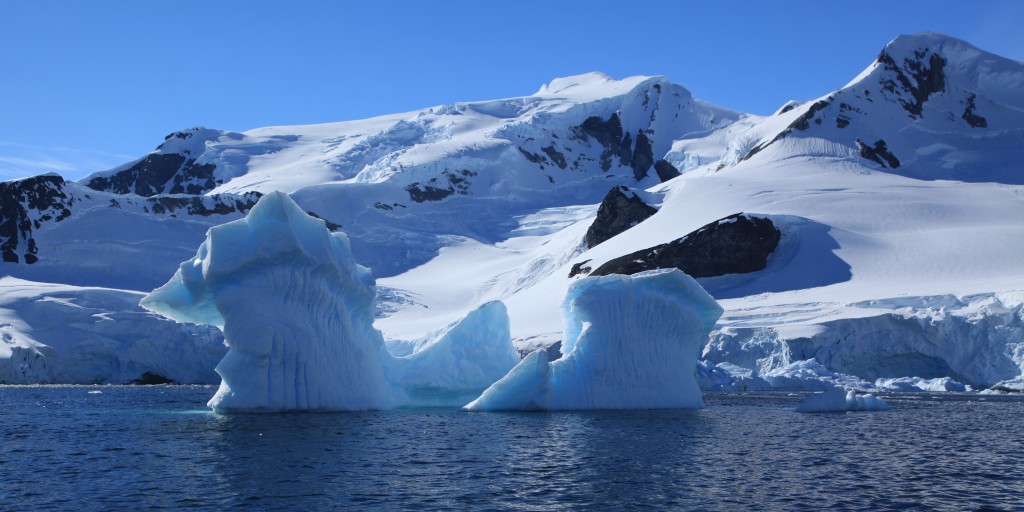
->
[1, 387, 1021, 511]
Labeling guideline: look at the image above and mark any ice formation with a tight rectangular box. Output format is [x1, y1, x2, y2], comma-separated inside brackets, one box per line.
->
[142, 192, 519, 412]
[875, 377, 970, 393]
[142, 191, 396, 412]
[465, 269, 723, 411]
[393, 301, 521, 405]
[796, 387, 889, 413]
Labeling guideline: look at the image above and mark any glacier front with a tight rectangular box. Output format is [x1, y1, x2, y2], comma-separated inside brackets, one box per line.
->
[142, 191, 519, 412]
[465, 269, 723, 411]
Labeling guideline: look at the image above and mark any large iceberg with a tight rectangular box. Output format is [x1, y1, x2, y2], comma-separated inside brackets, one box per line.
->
[142, 192, 519, 412]
[465, 269, 723, 411]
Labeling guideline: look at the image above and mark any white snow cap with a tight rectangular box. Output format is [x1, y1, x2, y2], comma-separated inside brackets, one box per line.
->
[466, 269, 723, 411]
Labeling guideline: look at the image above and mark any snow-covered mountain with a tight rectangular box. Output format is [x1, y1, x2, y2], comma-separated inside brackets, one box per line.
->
[3, 32, 1023, 390]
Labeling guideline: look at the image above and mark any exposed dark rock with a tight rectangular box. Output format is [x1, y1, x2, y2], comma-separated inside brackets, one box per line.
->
[541, 145, 567, 169]
[591, 213, 781, 278]
[856, 139, 901, 168]
[518, 147, 546, 164]
[790, 100, 832, 131]
[0, 174, 72, 264]
[575, 113, 633, 171]
[584, 186, 658, 249]
[168, 162, 218, 195]
[406, 184, 453, 202]
[131, 372, 175, 385]
[653, 159, 681, 182]
[836, 116, 850, 128]
[405, 169, 475, 203]
[630, 131, 654, 180]
[305, 211, 343, 231]
[568, 260, 592, 278]
[146, 192, 262, 217]
[742, 99, 832, 162]
[877, 49, 947, 117]
[85, 154, 181, 196]
[962, 93, 988, 128]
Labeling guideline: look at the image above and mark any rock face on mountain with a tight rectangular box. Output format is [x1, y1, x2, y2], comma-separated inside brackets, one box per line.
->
[590, 214, 781, 278]
[584, 186, 657, 249]
[0, 174, 71, 264]
[731, 33, 1024, 183]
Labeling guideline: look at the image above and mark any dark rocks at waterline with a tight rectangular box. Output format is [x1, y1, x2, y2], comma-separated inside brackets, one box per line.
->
[130, 372, 176, 385]
[590, 213, 781, 278]
[584, 186, 657, 249]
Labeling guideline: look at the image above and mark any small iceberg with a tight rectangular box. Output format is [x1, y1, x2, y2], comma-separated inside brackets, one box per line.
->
[465, 269, 723, 411]
[796, 386, 889, 413]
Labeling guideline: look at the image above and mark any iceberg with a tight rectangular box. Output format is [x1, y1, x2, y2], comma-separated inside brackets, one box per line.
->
[796, 387, 889, 413]
[142, 192, 519, 412]
[393, 301, 522, 405]
[465, 269, 723, 411]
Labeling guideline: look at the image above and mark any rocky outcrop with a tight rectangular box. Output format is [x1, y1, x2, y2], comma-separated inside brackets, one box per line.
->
[856, 139, 901, 168]
[406, 169, 477, 203]
[962, 93, 987, 128]
[877, 49, 947, 118]
[85, 153, 218, 196]
[1, 173, 262, 266]
[0, 175, 72, 264]
[630, 131, 654, 180]
[84, 128, 228, 196]
[574, 113, 633, 172]
[653, 159, 681, 182]
[584, 186, 657, 249]
[590, 213, 781, 278]
[146, 192, 262, 217]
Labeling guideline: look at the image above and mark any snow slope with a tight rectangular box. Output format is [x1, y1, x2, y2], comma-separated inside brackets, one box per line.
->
[2, 32, 1023, 391]
[0, 277, 223, 384]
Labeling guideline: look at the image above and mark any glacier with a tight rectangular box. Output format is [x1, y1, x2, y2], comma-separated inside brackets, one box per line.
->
[796, 387, 889, 413]
[465, 269, 723, 411]
[142, 192, 519, 412]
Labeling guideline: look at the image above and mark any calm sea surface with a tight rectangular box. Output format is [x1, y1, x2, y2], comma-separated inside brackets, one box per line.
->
[1, 387, 1021, 511]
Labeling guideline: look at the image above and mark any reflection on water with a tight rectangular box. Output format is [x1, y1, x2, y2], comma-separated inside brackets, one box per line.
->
[1, 387, 1022, 510]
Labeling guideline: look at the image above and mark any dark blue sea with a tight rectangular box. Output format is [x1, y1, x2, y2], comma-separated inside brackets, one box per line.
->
[2, 387, 1021, 511]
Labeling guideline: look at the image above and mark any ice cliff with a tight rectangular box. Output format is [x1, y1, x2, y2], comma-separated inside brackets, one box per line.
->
[465, 269, 723, 411]
[142, 192, 519, 412]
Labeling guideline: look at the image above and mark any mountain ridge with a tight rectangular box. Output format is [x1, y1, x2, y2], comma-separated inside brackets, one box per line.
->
[3, 32, 1024, 390]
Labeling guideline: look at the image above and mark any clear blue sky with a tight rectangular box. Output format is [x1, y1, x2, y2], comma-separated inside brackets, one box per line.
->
[2, 0, 1022, 181]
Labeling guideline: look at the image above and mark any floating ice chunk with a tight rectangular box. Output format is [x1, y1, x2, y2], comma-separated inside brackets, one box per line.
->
[796, 387, 889, 413]
[466, 269, 723, 411]
[142, 192, 520, 412]
[394, 301, 521, 405]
